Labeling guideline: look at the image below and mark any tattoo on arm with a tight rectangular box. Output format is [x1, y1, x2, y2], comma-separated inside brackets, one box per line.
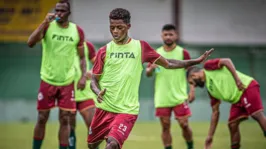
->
[90, 74, 101, 95]
[78, 46, 87, 78]
[166, 59, 200, 69]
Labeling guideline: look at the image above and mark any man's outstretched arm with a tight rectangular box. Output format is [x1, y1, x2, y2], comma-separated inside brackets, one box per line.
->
[155, 49, 214, 69]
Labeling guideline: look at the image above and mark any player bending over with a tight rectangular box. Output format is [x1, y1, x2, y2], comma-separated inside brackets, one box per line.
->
[146, 24, 195, 149]
[187, 58, 266, 149]
[88, 8, 213, 149]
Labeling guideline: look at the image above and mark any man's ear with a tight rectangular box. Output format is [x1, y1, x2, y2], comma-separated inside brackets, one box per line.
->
[127, 24, 131, 29]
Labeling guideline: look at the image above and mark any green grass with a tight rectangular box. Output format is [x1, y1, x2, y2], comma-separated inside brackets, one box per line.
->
[0, 122, 265, 149]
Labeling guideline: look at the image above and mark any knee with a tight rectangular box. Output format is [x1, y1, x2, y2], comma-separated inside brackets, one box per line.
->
[106, 140, 119, 149]
[69, 113, 76, 129]
[180, 121, 189, 130]
[162, 123, 170, 133]
[37, 113, 49, 125]
[60, 114, 70, 126]
[228, 122, 238, 131]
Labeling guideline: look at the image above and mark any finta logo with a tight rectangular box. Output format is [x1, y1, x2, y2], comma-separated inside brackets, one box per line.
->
[52, 34, 74, 42]
[110, 52, 135, 59]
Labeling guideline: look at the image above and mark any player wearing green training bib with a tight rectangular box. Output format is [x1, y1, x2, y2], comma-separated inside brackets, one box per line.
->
[187, 58, 266, 149]
[69, 41, 97, 149]
[27, 1, 87, 149]
[146, 24, 194, 149]
[88, 8, 214, 149]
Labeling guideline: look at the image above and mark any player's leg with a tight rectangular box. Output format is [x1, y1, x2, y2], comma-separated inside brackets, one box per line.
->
[228, 103, 248, 149]
[78, 100, 96, 149]
[228, 120, 241, 149]
[241, 84, 266, 137]
[33, 80, 56, 149]
[159, 117, 172, 149]
[78, 100, 96, 130]
[176, 118, 193, 149]
[174, 102, 193, 149]
[106, 113, 138, 149]
[58, 83, 76, 149]
[251, 111, 266, 137]
[156, 107, 172, 149]
[69, 111, 77, 149]
[33, 110, 50, 149]
[58, 109, 71, 149]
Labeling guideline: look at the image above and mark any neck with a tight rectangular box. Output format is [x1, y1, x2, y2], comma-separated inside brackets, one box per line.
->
[57, 21, 69, 28]
[163, 43, 176, 52]
[114, 35, 130, 45]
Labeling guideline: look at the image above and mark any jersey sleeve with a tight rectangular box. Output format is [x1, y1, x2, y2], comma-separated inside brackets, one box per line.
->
[86, 41, 96, 60]
[204, 59, 221, 70]
[183, 49, 191, 60]
[141, 40, 161, 63]
[92, 46, 106, 75]
[77, 25, 85, 47]
[208, 92, 221, 106]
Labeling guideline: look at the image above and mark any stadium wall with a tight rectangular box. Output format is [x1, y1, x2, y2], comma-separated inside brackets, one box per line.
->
[0, 42, 265, 122]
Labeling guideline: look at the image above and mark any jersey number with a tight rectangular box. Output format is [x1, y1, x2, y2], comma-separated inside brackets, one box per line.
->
[119, 123, 127, 132]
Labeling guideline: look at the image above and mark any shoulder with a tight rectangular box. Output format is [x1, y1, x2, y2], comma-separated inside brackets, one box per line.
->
[204, 58, 221, 70]
[85, 41, 94, 48]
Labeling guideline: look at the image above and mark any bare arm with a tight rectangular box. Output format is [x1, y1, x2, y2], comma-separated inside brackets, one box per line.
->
[86, 57, 96, 80]
[91, 74, 106, 103]
[155, 49, 214, 69]
[188, 84, 195, 103]
[90, 74, 102, 95]
[205, 101, 221, 148]
[146, 63, 156, 77]
[208, 102, 220, 137]
[27, 13, 54, 48]
[77, 45, 87, 90]
[219, 58, 244, 90]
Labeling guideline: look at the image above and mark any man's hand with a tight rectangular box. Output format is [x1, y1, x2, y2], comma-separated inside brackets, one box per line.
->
[97, 88, 107, 103]
[44, 13, 56, 23]
[188, 91, 195, 103]
[196, 48, 214, 64]
[236, 79, 245, 90]
[77, 76, 86, 90]
[205, 136, 213, 149]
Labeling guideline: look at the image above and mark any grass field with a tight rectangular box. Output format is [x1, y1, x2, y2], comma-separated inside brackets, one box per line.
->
[0, 121, 265, 149]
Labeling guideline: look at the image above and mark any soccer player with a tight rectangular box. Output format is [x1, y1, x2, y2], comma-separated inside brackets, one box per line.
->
[69, 41, 97, 149]
[88, 8, 213, 149]
[27, 1, 87, 149]
[186, 58, 266, 149]
[146, 24, 195, 149]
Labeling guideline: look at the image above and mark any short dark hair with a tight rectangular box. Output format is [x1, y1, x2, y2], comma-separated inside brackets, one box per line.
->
[162, 24, 176, 31]
[58, 0, 71, 11]
[109, 8, 131, 24]
[186, 66, 201, 78]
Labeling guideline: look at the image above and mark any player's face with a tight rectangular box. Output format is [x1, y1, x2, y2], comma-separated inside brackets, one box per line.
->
[55, 3, 70, 23]
[161, 30, 178, 46]
[110, 19, 130, 42]
[188, 73, 205, 88]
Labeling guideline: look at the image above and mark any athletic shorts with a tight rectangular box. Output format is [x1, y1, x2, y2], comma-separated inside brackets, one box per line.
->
[76, 99, 95, 112]
[37, 80, 76, 111]
[229, 80, 264, 123]
[88, 108, 138, 148]
[155, 101, 191, 119]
